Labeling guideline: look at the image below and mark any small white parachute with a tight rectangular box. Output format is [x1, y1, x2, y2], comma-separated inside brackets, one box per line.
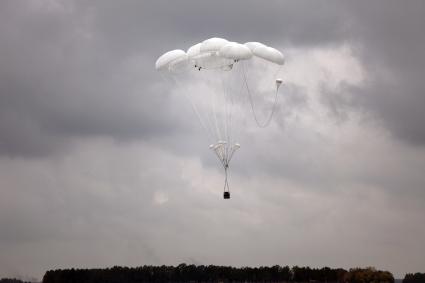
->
[155, 37, 285, 199]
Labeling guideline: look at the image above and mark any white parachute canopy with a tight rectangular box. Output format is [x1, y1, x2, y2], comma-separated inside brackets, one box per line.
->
[155, 37, 284, 198]
[219, 42, 252, 60]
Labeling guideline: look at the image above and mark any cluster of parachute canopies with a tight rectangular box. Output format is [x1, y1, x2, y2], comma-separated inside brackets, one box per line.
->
[156, 37, 285, 199]
[156, 37, 284, 73]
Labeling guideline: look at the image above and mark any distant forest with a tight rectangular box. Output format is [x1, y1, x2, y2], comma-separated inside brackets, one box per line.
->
[3, 266, 424, 283]
[41, 265, 393, 283]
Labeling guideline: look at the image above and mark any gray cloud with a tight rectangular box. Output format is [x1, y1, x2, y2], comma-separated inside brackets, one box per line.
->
[1, 0, 425, 281]
[320, 1, 425, 145]
[0, 0, 350, 157]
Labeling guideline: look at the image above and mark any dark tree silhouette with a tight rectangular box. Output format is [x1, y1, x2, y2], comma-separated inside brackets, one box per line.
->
[403, 273, 425, 283]
[41, 264, 398, 283]
[344, 267, 394, 283]
[0, 279, 34, 283]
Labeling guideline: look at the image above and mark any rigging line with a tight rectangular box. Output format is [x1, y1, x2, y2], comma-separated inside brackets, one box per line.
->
[226, 63, 237, 147]
[231, 62, 245, 144]
[216, 145, 223, 162]
[213, 148, 226, 168]
[273, 65, 283, 81]
[223, 167, 230, 193]
[211, 69, 223, 142]
[221, 70, 229, 146]
[227, 67, 233, 146]
[201, 70, 222, 142]
[170, 74, 215, 142]
[220, 144, 227, 163]
[241, 61, 280, 128]
[219, 144, 226, 164]
[219, 147, 228, 169]
[228, 146, 238, 163]
[227, 73, 234, 147]
[194, 69, 221, 142]
[220, 71, 231, 162]
[228, 63, 244, 147]
[192, 70, 214, 141]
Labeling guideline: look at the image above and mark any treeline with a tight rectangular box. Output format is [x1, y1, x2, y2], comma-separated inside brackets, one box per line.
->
[0, 279, 35, 283]
[344, 268, 393, 283]
[403, 273, 425, 283]
[42, 264, 394, 283]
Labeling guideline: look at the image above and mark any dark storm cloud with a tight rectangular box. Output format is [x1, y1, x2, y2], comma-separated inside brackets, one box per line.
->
[320, 1, 425, 145]
[1, 0, 424, 158]
[0, 1, 188, 157]
[88, 0, 348, 48]
[0, 0, 350, 157]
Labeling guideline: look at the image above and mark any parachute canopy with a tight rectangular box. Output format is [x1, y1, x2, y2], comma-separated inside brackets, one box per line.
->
[155, 37, 284, 72]
[155, 49, 187, 70]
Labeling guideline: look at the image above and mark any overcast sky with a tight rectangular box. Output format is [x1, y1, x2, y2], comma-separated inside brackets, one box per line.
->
[1, 0, 425, 281]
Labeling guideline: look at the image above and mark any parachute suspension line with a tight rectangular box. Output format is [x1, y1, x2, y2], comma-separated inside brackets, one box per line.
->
[196, 69, 225, 142]
[197, 70, 221, 142]
[224, 165, 230, 193]
[210, 142, 240, 198]
[228, 144, 239, 162]
[220, 71, 232, 163]
[211, 71, 223, 142]
[231, 63, 246, 145]
[216, 148, 226, 168]
[227, 72, 234, 147]
[242, 61, 281, 128]
[220, 71, 229, 150]
[221, 63, 241, 150]
[197, 69, 219, 143]
[170, 75, 215, 142]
